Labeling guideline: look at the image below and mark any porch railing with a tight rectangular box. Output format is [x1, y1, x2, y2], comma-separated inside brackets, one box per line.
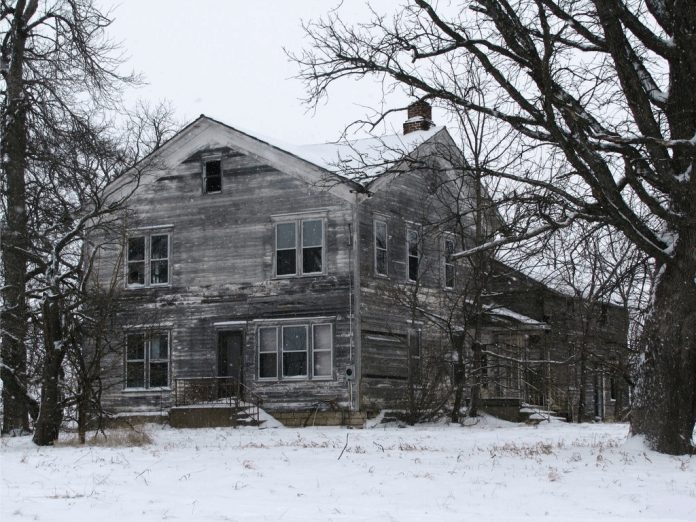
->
[173, 376, 262, 425]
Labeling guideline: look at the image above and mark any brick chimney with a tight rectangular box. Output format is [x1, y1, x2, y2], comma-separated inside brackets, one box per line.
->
[403, 100, 434, 135]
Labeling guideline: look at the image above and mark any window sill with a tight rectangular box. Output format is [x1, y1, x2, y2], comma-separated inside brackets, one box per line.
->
[273, 273, 326, 280]
[122, 387, 171, 394]
[125, 284, 172, 290]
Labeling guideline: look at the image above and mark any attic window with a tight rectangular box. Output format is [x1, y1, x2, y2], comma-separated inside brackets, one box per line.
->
[204, 159, 222, 193]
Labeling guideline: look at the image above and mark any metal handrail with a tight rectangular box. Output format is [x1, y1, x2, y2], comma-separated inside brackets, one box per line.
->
[173, 377, 263, 425]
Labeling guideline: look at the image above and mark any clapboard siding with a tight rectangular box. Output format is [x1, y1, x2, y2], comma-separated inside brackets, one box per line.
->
[98, 134, 358, 414]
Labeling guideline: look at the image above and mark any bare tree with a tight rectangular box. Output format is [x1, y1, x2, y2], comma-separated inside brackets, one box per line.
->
[294, 0, 696, 454]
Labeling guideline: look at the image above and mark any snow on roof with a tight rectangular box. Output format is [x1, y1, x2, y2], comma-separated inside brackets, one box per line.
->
[285, 126, 446, 182]
[485, 304, 549, 329]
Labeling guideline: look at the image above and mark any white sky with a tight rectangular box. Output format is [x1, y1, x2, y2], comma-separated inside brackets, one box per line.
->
[105, 0, 430, 144]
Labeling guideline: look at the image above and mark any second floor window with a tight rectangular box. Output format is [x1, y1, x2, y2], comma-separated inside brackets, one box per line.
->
[406, 228, 420, 282]
[374, 219, 388, 276]
[127, 233, 170, 287]
[444, 237, 455, 289]
[275, 219, 324, 276]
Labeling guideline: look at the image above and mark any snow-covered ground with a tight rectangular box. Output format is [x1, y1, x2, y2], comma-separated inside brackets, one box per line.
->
[1, 417, 694, 521]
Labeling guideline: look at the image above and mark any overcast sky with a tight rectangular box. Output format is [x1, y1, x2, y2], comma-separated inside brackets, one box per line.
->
[105, 0, 427, 145]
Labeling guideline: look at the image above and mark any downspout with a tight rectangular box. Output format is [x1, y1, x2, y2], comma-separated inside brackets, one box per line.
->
[351, 190, 363, 412]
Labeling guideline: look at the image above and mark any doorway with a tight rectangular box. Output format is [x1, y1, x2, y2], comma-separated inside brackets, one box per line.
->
[217, 331, 243, 397]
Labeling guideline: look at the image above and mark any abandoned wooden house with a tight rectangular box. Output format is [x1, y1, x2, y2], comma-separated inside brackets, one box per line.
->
[92, 101, 629, 427]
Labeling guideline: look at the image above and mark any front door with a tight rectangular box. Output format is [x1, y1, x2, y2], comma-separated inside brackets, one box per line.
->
[217, 331, 243, 383]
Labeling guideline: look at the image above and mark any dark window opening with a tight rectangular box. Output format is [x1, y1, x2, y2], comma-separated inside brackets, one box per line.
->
[444, 238, 455, 288]
[127, 237, 145, 285]
[374, 220, 388, 276]
[407, 228, 419, 282]
[204, 159, 222, 193]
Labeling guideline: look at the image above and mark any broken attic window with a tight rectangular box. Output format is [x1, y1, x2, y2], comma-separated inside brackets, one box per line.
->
[204, 159, 222, 193]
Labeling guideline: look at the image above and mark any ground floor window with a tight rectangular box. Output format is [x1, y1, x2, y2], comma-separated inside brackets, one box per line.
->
[125, 331, 170, 389]
[257, 322, 333, 380]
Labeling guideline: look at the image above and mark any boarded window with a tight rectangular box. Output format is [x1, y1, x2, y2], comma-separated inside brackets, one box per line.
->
[204, 159, 222, 193]
[374, 220, 387, 276]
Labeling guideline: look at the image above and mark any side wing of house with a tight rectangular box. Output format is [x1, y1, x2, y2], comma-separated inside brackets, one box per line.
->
[93, 117, 362, 415]
[355, 129, 483, 411]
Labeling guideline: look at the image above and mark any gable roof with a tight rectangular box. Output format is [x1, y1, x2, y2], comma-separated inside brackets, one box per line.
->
[123, 115, 456, 200]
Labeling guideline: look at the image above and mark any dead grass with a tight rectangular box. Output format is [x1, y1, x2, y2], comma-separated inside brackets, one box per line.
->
[55, 428, 152, 448]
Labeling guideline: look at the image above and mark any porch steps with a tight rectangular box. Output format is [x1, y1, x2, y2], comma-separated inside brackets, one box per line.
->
[169, 405, 262, 429]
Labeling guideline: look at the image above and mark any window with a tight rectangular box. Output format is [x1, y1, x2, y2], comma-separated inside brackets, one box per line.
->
[406, 228, 420, 282]
[204, 159, 222, 193]
[127, 233, 170, 287]
[444, 237, 455, 289]
[257, 323, 333, 380]
[258, 327, 278, 379]
[275, 219, 324, 276]
[283, 326, 308, 378]
[312, 324, 332, 378]
[374, 220, 388, 276]
[125, 332, 170, 389]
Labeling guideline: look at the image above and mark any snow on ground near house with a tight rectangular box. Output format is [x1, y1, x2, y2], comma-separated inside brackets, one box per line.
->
[1, 418, 694, 522]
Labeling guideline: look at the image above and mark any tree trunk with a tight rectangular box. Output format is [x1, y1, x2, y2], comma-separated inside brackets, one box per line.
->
[450, 341, 466, 423]
[469, 342, 482, 417]
[631, 249, 696, 455]
[32, 297, 65, 446]
[1, 2, 32, 434]
[576, 344, 587, 423]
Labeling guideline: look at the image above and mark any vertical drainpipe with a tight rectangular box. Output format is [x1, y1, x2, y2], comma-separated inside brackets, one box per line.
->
[352, 190, 363, 412]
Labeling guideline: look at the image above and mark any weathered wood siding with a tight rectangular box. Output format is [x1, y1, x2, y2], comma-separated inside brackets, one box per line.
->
[356, 154, 477, 410]
[97, 130, 358, 414]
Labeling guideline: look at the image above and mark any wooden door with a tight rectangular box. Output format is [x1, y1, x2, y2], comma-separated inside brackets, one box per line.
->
[217, 331, 243, 383]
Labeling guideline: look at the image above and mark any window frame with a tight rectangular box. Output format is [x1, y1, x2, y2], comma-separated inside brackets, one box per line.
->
[281, 325, 309, 379]
[273, 217, 325, 278]
[125, 232, 171, 289]
[256, 322, 334, 381]
[257, 326, 279, 381]
[443, 236, 456, 289]
[406, 226, 420, 283]
[124, 331, 171, 391]
[203, 157, 222, 194]
[374, 219, 388, 277]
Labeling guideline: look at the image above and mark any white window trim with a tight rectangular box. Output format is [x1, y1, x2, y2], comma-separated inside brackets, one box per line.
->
[256, 321, 334, 382]
[374, 219, 388, 277]
[124, 331, 171, 391]
[257, 326, 279, 381]
[312, 323, 333, 380]
[281, 325, 309, 379]
[125, 231, 171, 289]
[273, 218, 326, 278]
